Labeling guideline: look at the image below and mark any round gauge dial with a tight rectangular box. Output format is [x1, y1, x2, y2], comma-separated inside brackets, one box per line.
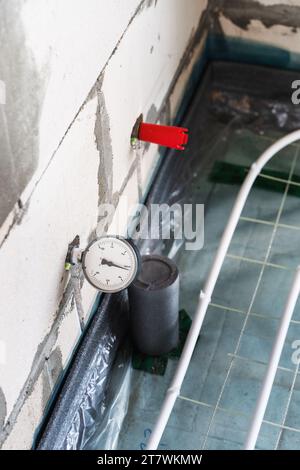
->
[82, 236, 139, 293]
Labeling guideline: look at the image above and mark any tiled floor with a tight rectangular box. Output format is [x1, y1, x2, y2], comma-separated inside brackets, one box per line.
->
[117, 121, 300, 449]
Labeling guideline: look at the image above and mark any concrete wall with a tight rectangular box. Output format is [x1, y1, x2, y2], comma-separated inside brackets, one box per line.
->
[0, 0, 209, 449]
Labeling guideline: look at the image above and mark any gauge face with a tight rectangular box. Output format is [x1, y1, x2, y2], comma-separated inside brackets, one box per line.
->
[82, 236, 139, 293]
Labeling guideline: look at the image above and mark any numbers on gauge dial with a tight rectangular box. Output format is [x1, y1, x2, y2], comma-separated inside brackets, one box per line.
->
[83, 237, 137, 292]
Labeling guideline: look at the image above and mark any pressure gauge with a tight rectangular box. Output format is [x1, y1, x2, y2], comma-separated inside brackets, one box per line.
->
[82, 235, 140, 293]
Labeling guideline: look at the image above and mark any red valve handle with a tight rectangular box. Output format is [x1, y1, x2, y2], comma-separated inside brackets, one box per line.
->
[138, 122, 189, 151]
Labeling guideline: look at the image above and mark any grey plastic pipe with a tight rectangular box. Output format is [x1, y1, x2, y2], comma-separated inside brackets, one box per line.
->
[146, 129, 300, 450]
[244, 266, 300, 450]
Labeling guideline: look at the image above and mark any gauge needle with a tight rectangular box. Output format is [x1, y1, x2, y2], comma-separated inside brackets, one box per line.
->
[101, 258, 129, 270]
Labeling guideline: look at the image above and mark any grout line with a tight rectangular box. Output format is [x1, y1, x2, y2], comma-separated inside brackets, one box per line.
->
[227, 353, 298, 376]
[240, 216, 275, 226]
[201, 147, 299, 449]
[209, 302, 300, 325]
[178, 395, 300, 435]
[240, 216, 300, 231]
[178, 395, 212, 408]
[209, 302, 246, 315]
[259, 172, 300, 188]
[263, 419, 300, 433]
[274, 363, 300, 449]
[226, 253, 292, 271]
[275, 222, 300, 231]
[268, 422, 300, 435]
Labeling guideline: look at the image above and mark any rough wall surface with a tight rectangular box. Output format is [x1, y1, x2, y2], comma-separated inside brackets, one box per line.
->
[212, 0, 300, 56]
[0, 0, 208, 449]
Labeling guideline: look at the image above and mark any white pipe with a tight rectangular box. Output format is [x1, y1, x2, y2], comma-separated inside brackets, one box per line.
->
[146, 129, 300, 450]
[244, 266, 300, 450]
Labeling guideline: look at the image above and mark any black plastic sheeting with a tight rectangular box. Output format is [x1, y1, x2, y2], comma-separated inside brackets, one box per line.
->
[37, 292, 130, 449]
[36, 61, 300, 450]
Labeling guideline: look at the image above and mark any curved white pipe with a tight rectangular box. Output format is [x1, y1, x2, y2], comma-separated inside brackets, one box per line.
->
[244, 266, 300, 450]
[146, 129, 300, 450]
